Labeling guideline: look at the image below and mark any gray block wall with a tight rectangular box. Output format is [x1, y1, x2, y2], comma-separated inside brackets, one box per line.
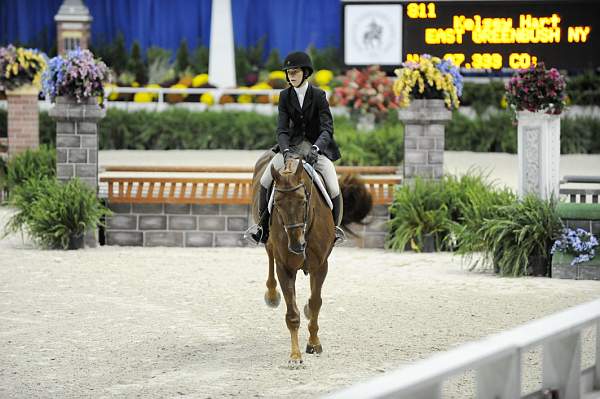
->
[398, 99, 451, 181]
[49, 96, 105, 190]
[104, 202, 390, 248]
[106, 203, 251, 247]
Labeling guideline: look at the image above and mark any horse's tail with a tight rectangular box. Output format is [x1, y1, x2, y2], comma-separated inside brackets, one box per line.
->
[339, 174, 373, 235]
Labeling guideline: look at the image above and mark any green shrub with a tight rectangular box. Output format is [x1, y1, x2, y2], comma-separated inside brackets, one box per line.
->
[460, 81, 506, 114]
[4, 177, 111, 249]
[475, 196, 562, 276]
[560, 116, 600, 154]
[387, 172, 515, 253]
[446, 111, 517, 153]
[567, 70, 600, 106]
[3, 145, 55, 193]
[387, 178, 452, 252]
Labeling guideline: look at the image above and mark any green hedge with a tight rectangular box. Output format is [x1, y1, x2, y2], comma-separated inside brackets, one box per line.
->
[1, 108, 598, 166]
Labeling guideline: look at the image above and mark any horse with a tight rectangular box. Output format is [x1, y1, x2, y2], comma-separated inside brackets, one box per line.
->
[251, 151, 372, 366]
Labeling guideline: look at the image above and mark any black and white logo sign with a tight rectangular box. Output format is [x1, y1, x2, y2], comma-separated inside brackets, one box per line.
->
[344, 4, 403, 65]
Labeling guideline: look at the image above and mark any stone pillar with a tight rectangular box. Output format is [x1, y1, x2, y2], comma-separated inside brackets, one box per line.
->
[49, 96, 105, 190]
[49, 96, 105, 247]
[517, 111, 561, 200]
[6, 85, 39, 158]
[398, 99, 451, 180]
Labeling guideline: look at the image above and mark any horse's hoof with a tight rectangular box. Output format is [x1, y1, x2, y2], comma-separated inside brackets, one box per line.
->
[306, 344, 322, 354]
[264, 290, 281, 308]
[288, 358, 304, 369]
[303, 303, 311, 319]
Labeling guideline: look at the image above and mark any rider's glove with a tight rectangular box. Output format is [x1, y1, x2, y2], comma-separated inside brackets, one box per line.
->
[305, 145, 320, 166]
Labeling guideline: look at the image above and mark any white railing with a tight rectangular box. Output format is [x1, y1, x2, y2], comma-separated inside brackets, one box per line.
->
[104, 86, 284, 105]
[324, 298, 600, 399]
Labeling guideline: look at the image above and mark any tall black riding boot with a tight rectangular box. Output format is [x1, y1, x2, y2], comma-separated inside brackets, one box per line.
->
[331, 195, 346, 245]
[245, 186, 270, 245]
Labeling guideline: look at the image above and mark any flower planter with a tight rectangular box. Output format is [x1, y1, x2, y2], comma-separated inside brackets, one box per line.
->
[398, 99, 451, 181]
[67, 233, 85, 250]
[517, 110, 561, 200]
[551, 252, 600, 280]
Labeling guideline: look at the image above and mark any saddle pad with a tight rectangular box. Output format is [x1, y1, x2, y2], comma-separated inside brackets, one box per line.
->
[268, 162, 333, 214]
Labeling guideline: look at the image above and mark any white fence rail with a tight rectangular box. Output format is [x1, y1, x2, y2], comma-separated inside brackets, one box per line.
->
[104, 86, 288, 105]
[325, 299, 600, 399]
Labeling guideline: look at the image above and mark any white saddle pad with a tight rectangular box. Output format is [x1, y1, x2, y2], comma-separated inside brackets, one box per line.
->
[268, 162, 333, 213]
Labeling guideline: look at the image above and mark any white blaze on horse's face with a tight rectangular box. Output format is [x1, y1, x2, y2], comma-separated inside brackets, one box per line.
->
[271, 161, 308, 256]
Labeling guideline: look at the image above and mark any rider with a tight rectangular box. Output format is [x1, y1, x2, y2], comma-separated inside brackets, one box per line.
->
[245, 51, 345, 246]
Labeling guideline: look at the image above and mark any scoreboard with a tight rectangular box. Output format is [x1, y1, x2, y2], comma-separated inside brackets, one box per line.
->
[343, 1, 599, 72]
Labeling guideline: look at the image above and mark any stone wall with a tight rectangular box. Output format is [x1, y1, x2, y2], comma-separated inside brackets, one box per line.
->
[104, 202, 390, 248]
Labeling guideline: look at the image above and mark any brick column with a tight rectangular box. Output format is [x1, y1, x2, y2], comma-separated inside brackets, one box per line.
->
[398, 99, 451, 181]
[6, 85, 39, 158]
[49, 96, 105, 190]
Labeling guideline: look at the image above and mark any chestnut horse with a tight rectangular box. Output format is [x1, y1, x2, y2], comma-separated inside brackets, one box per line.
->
[251, 152, 372, 366]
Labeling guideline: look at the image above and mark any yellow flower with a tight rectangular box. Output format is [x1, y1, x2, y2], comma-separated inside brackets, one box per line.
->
[200, 92, 214, 105]
[134, 92, 153, 102]
[238, 94, 253, 103]
[268, 71, 286, 81]
[192, 73, 209, 87]
[104, 83, 119, 101]
[132, 81, 140, 88]
[145, 84, 161, 100]
[250, 82, 272, 90]
[315, 69, 334, 86]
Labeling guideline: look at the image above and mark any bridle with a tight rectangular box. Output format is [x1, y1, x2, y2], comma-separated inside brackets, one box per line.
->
[273, 182, 310, 237]
[273, 166, 314, 241]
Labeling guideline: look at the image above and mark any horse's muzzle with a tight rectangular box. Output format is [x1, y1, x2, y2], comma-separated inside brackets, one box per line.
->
[289, 243, 306, 255]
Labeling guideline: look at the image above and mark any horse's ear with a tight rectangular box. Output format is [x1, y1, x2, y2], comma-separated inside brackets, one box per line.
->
[271, 164, 280, 181]
[294, 159, 303, 178]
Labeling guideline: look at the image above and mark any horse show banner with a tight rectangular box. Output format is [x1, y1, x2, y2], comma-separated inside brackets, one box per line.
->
[342, 1, 599, 73]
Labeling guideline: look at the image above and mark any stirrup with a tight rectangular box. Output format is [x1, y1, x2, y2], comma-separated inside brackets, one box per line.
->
[334, 226, 346, 246]
[243, 224, 263, 246]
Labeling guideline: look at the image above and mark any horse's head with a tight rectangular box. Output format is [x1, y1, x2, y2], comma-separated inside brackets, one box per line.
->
[271, 158, 309, 256]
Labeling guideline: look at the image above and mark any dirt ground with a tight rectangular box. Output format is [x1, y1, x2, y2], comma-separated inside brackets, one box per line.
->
[1, 206, 600, 398]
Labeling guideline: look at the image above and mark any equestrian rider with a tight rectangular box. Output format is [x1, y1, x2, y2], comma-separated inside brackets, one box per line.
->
[245, 51, 345, 246]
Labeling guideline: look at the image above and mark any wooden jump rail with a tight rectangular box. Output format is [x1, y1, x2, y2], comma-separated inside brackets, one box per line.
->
[101, 165, 400, 174]
[99, 166, 401, 205]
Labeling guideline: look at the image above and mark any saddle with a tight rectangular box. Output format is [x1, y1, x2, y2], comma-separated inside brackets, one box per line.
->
[267, 162, 333, 214]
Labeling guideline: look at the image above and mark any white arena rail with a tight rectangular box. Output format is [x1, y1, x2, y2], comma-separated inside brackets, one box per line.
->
[325, 298, 600, 399]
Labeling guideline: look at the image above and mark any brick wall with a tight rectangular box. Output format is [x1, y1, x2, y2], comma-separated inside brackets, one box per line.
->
[104, 202, 390, 248]
[7, 90, 39, 157]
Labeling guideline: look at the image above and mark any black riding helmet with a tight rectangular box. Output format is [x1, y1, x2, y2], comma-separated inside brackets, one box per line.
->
[282, 51, 314, 85]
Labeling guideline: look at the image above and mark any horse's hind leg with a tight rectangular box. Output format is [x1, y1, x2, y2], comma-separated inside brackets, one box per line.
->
[306, 261, 328, 355]
[276, 262, 303, 367]
[264, 243, 281, 308]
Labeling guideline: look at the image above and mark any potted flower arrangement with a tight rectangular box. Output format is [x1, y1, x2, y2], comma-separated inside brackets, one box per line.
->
[505, 62, 567, 200]
[0, 44, 47, 93]
[551, 227, 599, 280]
[393, 55, 462, 181]
[393, 54, 463, 110]
[0, 45, 47, 156]
[42, 48, 109, 104]
[331, 65, 398, 131]
[505, 62, 566, 115]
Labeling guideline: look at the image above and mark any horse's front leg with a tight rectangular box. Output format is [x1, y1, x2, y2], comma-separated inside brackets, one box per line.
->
[264, 242, 281, 307]
[276, 262, 302, 367]
[305, 261, 328, 354]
